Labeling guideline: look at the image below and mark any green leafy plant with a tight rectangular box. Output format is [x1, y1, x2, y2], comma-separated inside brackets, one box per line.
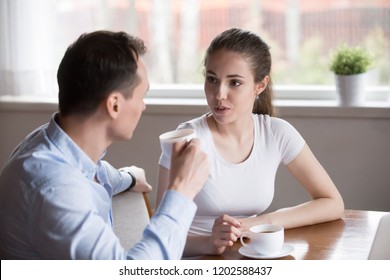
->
[329, 44, 373, 75]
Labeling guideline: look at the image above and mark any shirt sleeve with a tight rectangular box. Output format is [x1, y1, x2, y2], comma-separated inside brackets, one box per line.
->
[33, 179, 196, 260]
[100, 160, 131, 195]
[126, 190, 197, 259]
[32, 179, 127, 260]
[270, 117, 306, 165]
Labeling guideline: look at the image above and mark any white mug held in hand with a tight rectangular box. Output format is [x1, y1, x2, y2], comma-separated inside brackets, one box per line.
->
[240, 224, 284, 255]
[159, 129, 197, 160]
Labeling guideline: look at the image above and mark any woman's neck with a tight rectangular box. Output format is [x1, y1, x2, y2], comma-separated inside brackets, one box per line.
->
[207, 113, 255, 163]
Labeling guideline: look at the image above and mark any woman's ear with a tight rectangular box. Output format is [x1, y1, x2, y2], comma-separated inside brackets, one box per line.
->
[105, 92, 121, 119]
[255, 75, 270, 96]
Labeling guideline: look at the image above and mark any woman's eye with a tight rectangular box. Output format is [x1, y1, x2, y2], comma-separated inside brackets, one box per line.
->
[230, 80, 242, 87]
[206, 76, 217, 83]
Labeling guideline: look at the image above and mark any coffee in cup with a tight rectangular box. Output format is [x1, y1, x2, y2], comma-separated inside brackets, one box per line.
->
[240, 224, 284, 255]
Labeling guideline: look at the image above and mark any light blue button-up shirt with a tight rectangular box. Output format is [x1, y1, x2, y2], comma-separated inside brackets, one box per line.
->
[0, 113, 196, 259]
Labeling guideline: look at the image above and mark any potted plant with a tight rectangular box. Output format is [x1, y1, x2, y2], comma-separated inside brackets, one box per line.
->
[329, 44, 373, 106]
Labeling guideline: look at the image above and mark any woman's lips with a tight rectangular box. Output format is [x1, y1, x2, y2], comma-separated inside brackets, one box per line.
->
[214, 106, 230, 114]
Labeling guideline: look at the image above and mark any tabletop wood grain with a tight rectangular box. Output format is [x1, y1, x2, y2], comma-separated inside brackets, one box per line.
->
[186, 210, 388, 260]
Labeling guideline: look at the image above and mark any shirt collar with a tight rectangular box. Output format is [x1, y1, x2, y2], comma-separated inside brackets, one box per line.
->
[46, 112, 103, 180]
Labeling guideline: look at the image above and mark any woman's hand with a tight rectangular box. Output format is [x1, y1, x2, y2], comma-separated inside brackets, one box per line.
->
[208, 214, 243, 255]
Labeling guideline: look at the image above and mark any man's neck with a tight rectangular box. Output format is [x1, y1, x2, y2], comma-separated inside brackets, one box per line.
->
[57, 113, 111, 163]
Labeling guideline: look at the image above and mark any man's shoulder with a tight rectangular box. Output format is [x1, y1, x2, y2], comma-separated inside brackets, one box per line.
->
[5, 147, 83, 190]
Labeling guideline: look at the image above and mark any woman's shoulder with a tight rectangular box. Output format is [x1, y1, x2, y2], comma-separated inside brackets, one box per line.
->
[254, 114, 302, 140]
[177, 113, 208, 130]
[253, 114, 305, 164]
[254, 114, 292, 129]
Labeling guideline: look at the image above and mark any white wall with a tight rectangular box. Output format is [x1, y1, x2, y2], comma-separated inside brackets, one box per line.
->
[1, 99, 389, 212]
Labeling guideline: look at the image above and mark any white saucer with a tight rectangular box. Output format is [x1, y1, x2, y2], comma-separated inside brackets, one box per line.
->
[239, 244, 294, 259]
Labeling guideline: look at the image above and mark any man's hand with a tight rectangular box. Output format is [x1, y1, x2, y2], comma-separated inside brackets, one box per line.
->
[168, 138, 209, 200]
[121, 165, 153, 192]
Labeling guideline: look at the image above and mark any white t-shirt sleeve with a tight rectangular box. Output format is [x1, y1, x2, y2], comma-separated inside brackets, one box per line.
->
[270, 117, 305, 165]
[159, 148, 170, 169]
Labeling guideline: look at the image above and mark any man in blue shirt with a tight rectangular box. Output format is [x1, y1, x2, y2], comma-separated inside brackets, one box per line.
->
[0, 31, 209, 259]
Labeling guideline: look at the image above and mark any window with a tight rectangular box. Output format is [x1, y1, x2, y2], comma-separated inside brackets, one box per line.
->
[1, 0, 389, 100]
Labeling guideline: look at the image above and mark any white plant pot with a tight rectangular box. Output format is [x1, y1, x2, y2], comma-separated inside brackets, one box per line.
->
[335, 72, 368, 106]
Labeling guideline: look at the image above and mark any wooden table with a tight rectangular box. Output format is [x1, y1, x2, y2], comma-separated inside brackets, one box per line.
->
[188, 210, 388, 260]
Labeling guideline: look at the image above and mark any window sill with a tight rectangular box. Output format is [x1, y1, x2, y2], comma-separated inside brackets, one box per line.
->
[1, 95, 389, 119]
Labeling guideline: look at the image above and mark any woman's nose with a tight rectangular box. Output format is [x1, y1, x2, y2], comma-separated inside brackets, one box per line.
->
[216, 85, 228, 100]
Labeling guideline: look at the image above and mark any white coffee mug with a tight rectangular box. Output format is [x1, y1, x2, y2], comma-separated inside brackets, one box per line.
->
[240, 224, 284, 255]
[159, 128, 196, 158]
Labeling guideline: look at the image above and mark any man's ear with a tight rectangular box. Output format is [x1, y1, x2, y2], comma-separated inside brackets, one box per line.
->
[105, 92, 121, 119]
[255, 75, 270, 96]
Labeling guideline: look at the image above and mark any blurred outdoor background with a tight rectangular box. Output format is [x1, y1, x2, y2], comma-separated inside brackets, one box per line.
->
[1, 0, 389, 96]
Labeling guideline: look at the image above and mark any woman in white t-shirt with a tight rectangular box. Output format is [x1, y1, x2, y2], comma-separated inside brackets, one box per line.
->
[156, 28, 344, 257]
